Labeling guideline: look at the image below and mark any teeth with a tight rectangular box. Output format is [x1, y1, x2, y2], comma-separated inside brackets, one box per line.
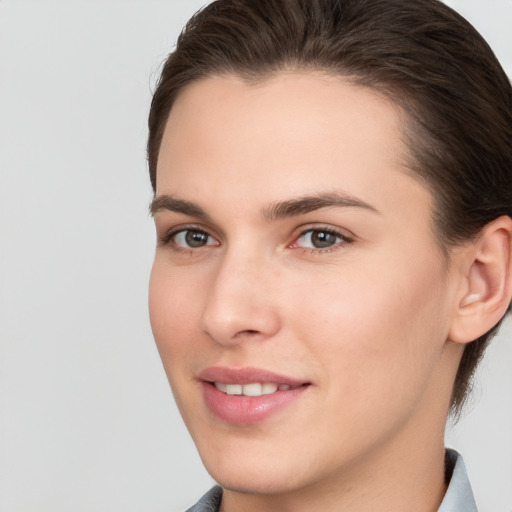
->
[215, 382, 227, 392]
[261, 383, 278, 394]
[214, 382, 286, 396]
[225, 384, 242, 395]
[242, 383, 262, 396]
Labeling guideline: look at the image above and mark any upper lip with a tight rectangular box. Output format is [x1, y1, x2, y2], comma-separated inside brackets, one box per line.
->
[199, 366, 308, 386]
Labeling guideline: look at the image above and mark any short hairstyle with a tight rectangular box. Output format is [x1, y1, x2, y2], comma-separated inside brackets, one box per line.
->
[147, 0, 512, 414]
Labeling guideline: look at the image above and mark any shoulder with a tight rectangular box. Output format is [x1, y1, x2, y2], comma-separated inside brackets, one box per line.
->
[185, 486, 223, 512]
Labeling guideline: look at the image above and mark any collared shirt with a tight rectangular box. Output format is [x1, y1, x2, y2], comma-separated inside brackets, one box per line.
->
[438, 449, 478, 512]
[185, 450, 477, 512]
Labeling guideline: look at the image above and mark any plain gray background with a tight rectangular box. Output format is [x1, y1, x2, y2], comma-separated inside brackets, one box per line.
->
[0, 1, 511, 511]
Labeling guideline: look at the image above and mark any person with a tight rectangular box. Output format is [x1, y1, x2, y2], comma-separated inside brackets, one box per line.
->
[146, 0, 512, 510]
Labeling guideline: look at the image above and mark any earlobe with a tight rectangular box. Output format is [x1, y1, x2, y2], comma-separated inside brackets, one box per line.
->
[449, 216, 512, 344]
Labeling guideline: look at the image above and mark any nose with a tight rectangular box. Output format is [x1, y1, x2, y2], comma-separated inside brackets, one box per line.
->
[200, 250, 281, 346]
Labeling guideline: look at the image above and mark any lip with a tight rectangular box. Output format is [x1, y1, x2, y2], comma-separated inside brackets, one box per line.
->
[199, 366, 307, 386]
[199, 366, 310, 425]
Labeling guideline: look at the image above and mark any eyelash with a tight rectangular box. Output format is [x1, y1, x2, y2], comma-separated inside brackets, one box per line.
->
[159, 225, 216, 254]
[159, 225, 354, 255]
[291, 226, 354, 254]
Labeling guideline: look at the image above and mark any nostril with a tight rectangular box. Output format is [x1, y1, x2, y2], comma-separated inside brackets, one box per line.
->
[231, 329, 262, 340]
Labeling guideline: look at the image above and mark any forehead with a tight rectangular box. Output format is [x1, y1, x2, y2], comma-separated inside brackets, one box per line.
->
[156, 72, 430, 222]
[160, 72, 406, 167]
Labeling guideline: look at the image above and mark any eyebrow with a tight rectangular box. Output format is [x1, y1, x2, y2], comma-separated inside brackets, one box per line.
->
[149, 191, 380, 220]
[263, 192, 380, 220]
[149, 195, 211, 220]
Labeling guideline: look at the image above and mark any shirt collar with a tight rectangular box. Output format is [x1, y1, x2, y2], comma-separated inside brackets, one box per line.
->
[438, 449, 478, 512]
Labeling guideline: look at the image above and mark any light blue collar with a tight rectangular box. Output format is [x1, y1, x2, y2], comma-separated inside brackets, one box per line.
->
[438, 449, 478, 511]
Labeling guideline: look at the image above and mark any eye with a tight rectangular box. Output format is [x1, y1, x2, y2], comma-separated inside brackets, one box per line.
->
[170, 229, 218, 249]
[293, 228, 350, 250]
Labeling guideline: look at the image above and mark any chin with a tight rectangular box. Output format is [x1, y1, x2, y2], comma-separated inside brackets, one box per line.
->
[209, 469, 303, 496]
[198, 443, 323, 497]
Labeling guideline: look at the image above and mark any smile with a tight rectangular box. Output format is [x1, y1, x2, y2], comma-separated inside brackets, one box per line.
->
[214, 382, 293, 396]
[200, 367, 311, 424]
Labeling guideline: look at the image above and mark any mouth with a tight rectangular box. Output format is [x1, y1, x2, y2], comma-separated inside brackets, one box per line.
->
[212, 381, 298, 396]
[198, 367, 311, 425]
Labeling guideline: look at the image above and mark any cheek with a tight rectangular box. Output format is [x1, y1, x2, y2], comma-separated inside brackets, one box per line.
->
[148, 259, 205, 365]
[285, 253, 451, 405]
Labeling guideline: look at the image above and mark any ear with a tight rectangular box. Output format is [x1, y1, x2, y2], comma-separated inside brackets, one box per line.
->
[449, 216, 512, 344]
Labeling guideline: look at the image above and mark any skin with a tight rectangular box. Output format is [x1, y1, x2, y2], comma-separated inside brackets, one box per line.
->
[149, 73, 469, 512]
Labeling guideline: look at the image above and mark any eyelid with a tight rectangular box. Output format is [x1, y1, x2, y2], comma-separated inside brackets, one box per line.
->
[158, 224, 221, 249]
[289, 224, 355, 251]
[156, 221, 354, 253]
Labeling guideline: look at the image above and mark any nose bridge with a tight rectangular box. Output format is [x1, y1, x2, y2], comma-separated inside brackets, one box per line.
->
[200, 243, 280, 344]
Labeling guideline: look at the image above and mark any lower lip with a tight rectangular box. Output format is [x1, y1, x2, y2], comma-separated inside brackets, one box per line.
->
[202, 382, 308, 425]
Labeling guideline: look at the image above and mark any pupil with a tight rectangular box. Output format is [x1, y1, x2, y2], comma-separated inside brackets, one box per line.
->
[185, 230, 208, 247]
[312, 231, 336, 248]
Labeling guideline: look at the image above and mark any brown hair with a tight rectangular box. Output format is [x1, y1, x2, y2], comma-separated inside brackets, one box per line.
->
[147, 0, 512, 414]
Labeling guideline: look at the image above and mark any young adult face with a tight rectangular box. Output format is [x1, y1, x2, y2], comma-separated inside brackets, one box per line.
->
[149, 73, 465, 503]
